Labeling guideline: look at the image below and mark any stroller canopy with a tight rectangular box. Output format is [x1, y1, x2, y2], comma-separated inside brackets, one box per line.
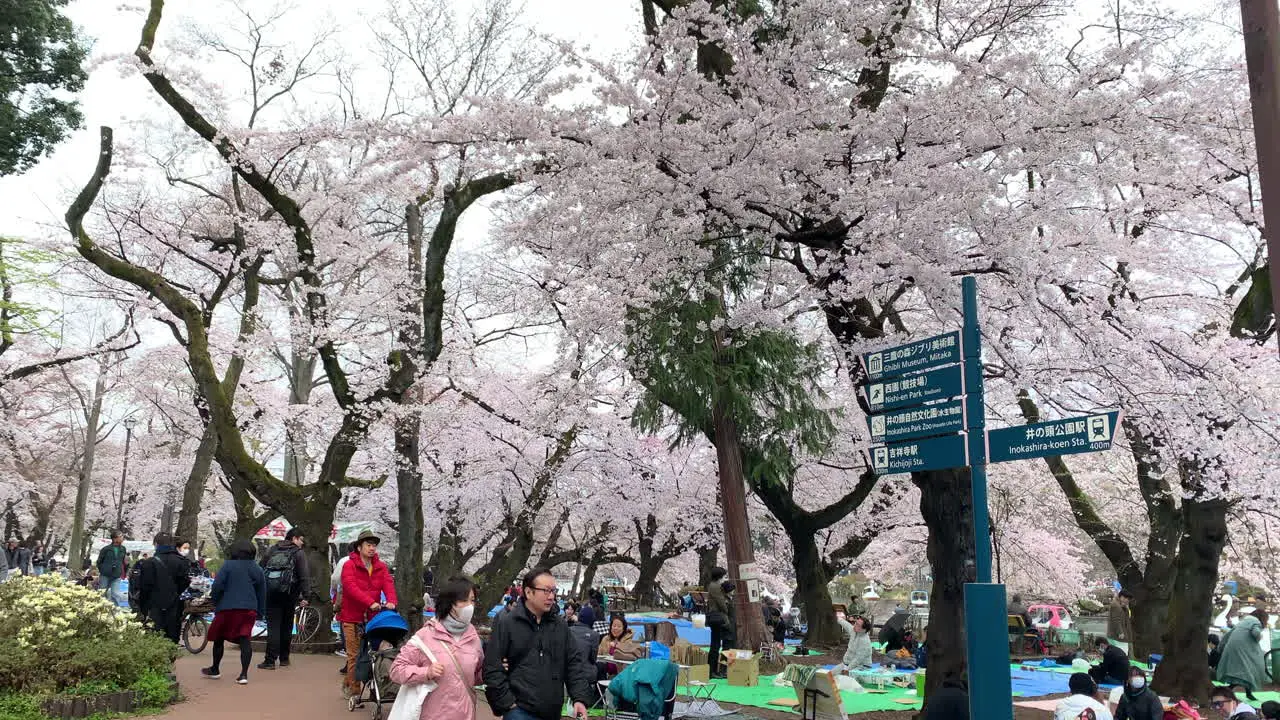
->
[365, 609, 410, 647]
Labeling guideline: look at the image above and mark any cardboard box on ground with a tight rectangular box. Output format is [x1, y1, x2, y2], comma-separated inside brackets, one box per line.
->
[722, 649, 760, 687]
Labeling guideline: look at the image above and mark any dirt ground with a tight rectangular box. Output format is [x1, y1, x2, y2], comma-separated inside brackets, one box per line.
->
[142, 648, 1061, 720]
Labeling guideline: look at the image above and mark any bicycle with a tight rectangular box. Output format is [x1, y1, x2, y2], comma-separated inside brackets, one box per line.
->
[293, 602, 321, 644]
[181, 596, 213, 654]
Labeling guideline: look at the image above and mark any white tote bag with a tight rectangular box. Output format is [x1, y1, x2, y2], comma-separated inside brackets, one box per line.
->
[387, 636, 438, 720]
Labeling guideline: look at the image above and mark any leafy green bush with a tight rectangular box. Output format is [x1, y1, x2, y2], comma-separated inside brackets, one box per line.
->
[0, 693, 44, 720]
[130, 670, 174, 708]
[0, 576, 177, 694]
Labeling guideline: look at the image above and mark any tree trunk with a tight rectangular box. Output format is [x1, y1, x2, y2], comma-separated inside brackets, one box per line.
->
[1151, 498, 1230, 702]
[429, 503, 466, 581]
[392, 201, 426, 629]
[175, 422, 217, 547]
[581, 556, 602, 600]
[394, 409, 424, 628]
[698, 544, 719, 588]
[916, 467, 974, 703]
[710, 401, 766, 653]
[67, 362, 107, 571]
[790, 530, 842, 646]
[632, 557, 664, 604]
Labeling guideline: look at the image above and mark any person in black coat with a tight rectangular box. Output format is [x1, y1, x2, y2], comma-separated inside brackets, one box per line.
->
[1088, 637, 1130, 686]
[1114, 667, 1163, 720]
[484, 567, 595, 720]
[136, 532, 192, 643]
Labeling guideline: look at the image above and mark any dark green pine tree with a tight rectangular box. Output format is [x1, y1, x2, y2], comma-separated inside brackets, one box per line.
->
[627, 236, 838, 654]
[1, 0, 89, 176]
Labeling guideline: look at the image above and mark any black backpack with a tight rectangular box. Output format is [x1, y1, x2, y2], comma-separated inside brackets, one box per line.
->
[263, 548, 296, 595]
[127, 560, 148, 611]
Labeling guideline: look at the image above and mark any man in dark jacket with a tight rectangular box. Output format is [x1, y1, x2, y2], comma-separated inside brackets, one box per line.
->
[706, 567, 736, 679]
[136, 533, 192, 643]
[1088, 637, 1129, 686]
[485, 567, 594, 720]
[258, 527, 310, 669]
[96, 531, 128, 597]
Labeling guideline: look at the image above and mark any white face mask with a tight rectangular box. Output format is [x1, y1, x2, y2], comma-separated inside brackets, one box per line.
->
[452, 603, 475, 625]
[1129, 676, 1145, 689]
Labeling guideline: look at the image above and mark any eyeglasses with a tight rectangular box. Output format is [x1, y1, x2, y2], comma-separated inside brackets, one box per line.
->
[529, 586, 558, 595]
[1210, 701, 1226, 709]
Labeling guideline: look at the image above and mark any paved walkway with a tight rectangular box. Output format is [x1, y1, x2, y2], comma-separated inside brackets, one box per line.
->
[143, 651, 501, 720]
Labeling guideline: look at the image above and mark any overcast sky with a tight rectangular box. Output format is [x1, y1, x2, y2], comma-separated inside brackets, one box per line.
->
[0, 0, 642, 242]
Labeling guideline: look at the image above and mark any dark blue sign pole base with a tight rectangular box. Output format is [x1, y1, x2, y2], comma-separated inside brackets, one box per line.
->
[961, 276, 1014, 720]
[965, 583, 1015, 719]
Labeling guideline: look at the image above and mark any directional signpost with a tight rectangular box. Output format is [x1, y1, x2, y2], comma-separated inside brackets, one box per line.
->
[867, 398, 967, 444]
[863, 363, 965, 413]
[858, 277, 1121, 720]
[987, 411, 1121, 463]
[870, 433, 969, 475]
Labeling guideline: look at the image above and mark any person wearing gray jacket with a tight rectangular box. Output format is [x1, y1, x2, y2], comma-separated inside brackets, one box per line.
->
[0, 540, 9, 581]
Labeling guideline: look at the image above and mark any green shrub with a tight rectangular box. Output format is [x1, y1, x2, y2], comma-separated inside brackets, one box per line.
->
[129, 670, 173, 709]
[0, 693, 44, 720]
[0, 576, 177, 694]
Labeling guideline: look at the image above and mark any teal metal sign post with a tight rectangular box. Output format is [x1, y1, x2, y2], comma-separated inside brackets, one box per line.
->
[858, 277, 1121, 719]
[960, 275, 1013, 720]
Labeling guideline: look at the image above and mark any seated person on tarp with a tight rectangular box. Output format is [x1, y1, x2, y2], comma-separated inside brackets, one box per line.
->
[879, 608, 912, 652]
[835, 611, 872, 673]
[1088, 637, 1130, 687]
[1054, 673, 1113, 720]
[598, 613, 644, 679]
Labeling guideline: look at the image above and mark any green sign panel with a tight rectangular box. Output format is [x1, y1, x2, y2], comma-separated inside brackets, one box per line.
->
[986, 411, 1121, 463]
[861, 332, 961, 382]
[864, 364, 965, 413]
[871, 433, 970, 475]
[868, 398, 966, 445]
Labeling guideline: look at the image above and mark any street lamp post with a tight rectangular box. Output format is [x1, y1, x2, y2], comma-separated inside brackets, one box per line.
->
[115, 417, 137, 532]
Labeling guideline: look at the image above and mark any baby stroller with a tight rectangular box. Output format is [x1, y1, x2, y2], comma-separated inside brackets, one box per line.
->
[348, 610, 411, 719]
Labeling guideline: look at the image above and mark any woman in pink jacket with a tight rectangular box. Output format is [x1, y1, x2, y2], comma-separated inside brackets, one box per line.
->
[389, 576, 484, 720]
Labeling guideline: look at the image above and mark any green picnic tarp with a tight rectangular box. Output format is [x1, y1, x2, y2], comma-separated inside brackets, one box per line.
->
[691, 675, 922, 714]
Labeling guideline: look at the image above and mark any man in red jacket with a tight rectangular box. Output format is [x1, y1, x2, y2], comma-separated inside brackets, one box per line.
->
[338, 530, 397, 699]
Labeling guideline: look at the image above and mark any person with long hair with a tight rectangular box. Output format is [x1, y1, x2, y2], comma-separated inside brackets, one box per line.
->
[597, 613, 643, 678]
[390, 577, 485, 720]
[202, 540, 266, 684]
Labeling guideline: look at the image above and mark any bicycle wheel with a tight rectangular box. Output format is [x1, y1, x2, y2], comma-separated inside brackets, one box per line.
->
[293, 605, 321, 644]
[183, 615, 210, 654]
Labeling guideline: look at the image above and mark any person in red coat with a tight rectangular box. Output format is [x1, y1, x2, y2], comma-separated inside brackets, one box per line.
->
[338, 530, 397, 698]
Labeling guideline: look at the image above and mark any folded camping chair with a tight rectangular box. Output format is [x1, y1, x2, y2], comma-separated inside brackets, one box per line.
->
[603, 659, 678, 720]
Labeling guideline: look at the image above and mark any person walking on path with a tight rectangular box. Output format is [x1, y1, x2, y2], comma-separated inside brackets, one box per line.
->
[390, 576, 484, 720]
[1217, 609, 1269, 701]
[136, 532, 192, 643]
[1108, 590, 1135, 651]
[258, 527, 310, 670]
[338, 530, 397, 699]
[31, 542, 47, 576]
[706, 567, 737, 679]
[202, 539, 266, 685]
[484, 567, 594, 720]
[5, 539, 32, 576]
[96, 531, 128, 598]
